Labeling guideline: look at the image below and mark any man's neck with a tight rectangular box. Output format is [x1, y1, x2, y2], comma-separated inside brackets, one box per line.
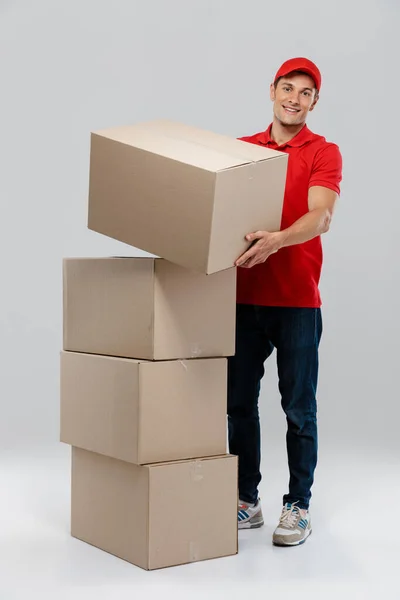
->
[270, 117, 306, 147]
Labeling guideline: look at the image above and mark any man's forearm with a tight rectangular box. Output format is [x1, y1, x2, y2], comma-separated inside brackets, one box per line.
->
[278, 207, 332, 248]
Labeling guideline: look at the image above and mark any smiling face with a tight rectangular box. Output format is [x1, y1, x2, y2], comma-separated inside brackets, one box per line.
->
[270, 71, 319, 126]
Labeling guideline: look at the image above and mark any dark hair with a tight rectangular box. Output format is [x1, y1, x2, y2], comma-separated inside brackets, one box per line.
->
[274, 70, 319, 95]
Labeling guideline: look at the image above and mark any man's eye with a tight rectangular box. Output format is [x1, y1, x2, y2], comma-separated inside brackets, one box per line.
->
[303, 91, 310, 96]
[283, 87, 291, 92]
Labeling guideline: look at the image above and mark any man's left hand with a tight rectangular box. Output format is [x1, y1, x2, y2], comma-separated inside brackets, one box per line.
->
[235, 230, 285, 268]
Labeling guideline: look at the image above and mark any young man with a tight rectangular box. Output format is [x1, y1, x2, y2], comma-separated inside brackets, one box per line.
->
[229, 57, 342, 546]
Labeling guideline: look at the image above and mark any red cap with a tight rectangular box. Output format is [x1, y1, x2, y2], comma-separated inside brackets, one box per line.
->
[274, 57, 321, 91]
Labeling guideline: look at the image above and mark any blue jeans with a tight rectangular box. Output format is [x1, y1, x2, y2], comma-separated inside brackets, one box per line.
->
[227, 304, 322, 510]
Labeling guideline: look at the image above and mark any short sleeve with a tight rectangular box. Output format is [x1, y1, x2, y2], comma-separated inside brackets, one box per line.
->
[309, 143, 343, 195]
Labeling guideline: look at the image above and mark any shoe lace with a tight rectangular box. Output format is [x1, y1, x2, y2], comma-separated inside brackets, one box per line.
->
[279, 502, 300, 528]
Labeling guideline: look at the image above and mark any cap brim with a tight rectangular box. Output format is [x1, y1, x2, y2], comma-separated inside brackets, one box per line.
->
[276, 67, 319, 90]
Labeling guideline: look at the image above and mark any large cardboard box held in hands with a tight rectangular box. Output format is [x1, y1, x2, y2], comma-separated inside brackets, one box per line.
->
[60, 351, 227, 464]
[63, 257, 236, 360]
[87, 119, 288, 274]
[71, 448, 238, 570]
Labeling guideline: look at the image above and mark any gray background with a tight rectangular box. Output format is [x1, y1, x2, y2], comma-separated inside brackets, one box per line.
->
[0, 2, 399, 597]
[0, 0, 400, 600]
[1, 0, 398, 454]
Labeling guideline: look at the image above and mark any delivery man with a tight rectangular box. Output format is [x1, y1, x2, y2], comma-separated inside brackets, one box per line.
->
[229, 57, 343, 546]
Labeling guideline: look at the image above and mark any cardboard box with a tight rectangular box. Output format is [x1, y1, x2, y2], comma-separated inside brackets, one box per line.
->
[87, 119, 287, 274]
[63, 257, 236, 360]
[71, 448, 238, 570]
[60, 351, 227, 464]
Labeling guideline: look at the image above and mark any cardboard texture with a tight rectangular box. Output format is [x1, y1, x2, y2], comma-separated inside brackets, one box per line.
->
[60, 351, 227, 464]
[87, 119, 288, 274]
[63, 257, 236, 360]
[71, 448, 238, 570]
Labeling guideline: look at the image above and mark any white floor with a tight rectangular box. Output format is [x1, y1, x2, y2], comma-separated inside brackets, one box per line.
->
[1, 443, 398, 600]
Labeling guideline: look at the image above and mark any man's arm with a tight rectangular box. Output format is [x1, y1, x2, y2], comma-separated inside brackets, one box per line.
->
[235, 186, 338, 268]
[278, 185, 338, 247]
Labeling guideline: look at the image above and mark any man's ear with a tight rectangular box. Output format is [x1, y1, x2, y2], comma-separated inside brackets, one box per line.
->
[270, 83, 276, 102]
[309, 92, 319, 112]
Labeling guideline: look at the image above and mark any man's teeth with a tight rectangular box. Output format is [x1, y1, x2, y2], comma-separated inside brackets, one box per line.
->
[284, 107, 298, 113]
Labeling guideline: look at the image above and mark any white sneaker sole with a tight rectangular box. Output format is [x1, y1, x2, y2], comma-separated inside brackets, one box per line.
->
[272, 528, 312, 546]
[238, 516, 264, 530]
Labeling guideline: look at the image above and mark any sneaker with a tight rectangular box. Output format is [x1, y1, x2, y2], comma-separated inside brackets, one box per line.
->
[272, 502, 312, 546]
[238, 498, 264, 529]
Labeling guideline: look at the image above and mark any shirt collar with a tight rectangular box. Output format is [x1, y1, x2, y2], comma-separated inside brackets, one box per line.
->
[256, 123, 314, 149]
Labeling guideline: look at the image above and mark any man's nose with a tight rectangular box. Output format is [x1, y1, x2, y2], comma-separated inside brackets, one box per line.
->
[288, 93, 300, 105]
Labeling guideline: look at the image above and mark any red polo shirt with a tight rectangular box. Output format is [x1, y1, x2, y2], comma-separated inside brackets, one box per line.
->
[237, 124, 342, 308]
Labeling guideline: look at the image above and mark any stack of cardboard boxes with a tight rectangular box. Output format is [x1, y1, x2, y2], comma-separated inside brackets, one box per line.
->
[60, 120, 288, 570]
